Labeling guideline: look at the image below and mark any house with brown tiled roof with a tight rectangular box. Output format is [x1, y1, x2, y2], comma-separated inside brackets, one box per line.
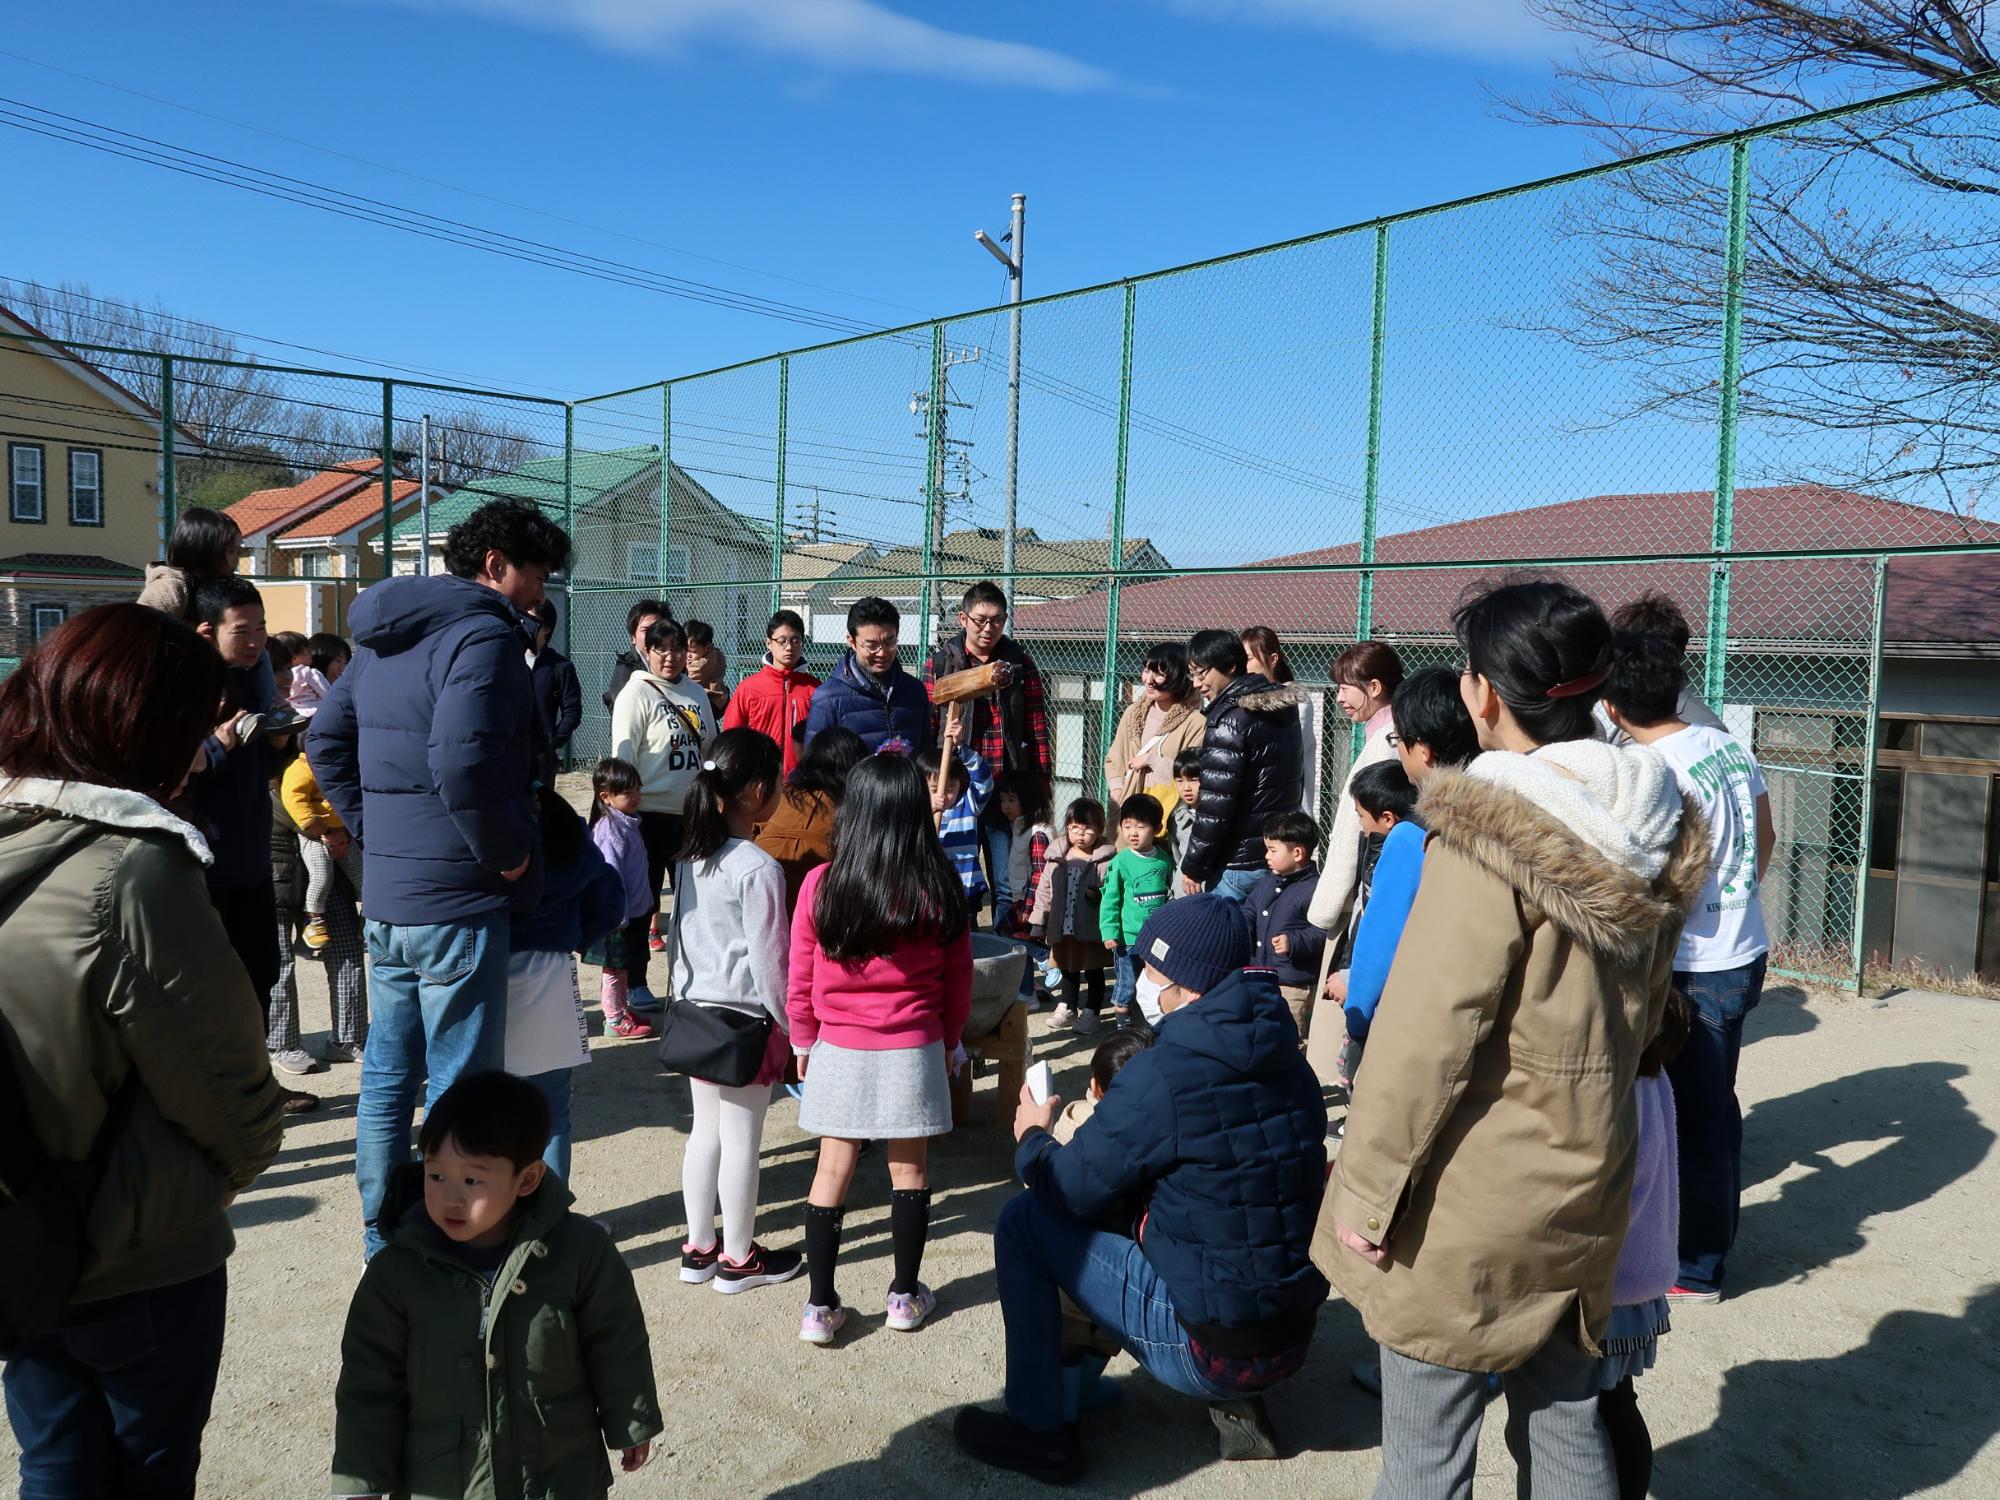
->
[0, 303, 205, 657]
[1013, 484, 2000, 986]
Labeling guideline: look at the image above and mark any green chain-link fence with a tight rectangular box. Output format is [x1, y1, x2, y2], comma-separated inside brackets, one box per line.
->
[8, 76, 2000, 989]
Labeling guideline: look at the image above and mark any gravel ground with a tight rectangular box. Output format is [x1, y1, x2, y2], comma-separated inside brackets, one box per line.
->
[6, 976, 1997, 1497]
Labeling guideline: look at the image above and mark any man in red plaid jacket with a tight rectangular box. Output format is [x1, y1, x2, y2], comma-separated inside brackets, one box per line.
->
[925, 580, 1053, 930]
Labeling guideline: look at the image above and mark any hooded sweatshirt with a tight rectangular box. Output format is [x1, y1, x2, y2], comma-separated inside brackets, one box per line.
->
[307, 573, 542, 926]
[609, 669, 716, 816]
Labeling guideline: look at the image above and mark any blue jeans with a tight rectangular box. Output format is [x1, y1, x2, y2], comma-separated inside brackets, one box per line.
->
[984, 820, 1014, 932]
[1015, 937, 1049, 1000]
[358, 912, 510, 1258]
[1209, 866, 1263, 904]
[1667, 954, 1767, 1293]
[1109, 949, 1139, 1013]
[4, 1266, 228, 1499]
[995, 1191, 1235, 1433]
[530, 1067, 574, 1183]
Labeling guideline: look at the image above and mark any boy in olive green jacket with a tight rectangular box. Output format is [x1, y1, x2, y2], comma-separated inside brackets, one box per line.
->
[333, 1072, 661, 1500]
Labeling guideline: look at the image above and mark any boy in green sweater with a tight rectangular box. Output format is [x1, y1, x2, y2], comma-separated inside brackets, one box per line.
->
[1101, 793, 1174, 1031]
[333, 1071, 661, 1500]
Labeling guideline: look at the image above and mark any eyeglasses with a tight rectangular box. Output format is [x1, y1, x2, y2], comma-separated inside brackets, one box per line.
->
[964, 612, 1007, 631]
[1385, 731, 1401, 748]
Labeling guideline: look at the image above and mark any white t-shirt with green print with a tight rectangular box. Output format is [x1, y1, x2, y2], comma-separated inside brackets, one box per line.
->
[1653, 724, 1771, 972]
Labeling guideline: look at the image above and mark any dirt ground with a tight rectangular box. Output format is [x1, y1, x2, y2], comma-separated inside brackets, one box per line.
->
[6, 974, 1998, 1497]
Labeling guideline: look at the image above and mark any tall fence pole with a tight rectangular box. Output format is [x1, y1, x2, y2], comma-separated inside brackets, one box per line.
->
[920, 324, 944, 648]
[774, 356, 789, 620]
[1100, 282, 1137, 794]
[1355, 222, 1390, 759]
[158, 353, 176, 544]
[1705, 139, 1752, 709]
[1849, 555, 1889, 989]
[561, 403, 574, 657]
[380, 382, 396, 581]
[659, 385, 673, 592]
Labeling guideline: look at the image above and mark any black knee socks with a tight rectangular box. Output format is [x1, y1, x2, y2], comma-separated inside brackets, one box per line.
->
[1060, 970, 1107, 1014]
[1598, 1378, 1652, 1500]
[889, 1188, 932, 1297]
[804, 1203, 844, 1309]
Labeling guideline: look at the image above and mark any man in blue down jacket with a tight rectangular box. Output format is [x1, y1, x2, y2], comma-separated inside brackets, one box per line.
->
[802, 595, 933, 756]
[309, 499, 572, 1259]
[955, 896, 1329, 1485]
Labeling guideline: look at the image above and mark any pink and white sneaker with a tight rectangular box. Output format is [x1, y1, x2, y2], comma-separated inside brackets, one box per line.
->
[799, 1300, 848, 1346]
[885, 1283, 937, 1332]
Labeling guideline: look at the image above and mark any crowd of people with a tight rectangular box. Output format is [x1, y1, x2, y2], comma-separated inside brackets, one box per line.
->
[0, 497, 1778, 1499]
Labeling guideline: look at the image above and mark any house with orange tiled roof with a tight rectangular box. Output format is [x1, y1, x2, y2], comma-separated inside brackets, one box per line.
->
[222, 459, 431, 636]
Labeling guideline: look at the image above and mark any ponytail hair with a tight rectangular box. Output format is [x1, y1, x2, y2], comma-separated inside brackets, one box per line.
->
[588, 756, 641, 826]
[678, 727, 782, 864]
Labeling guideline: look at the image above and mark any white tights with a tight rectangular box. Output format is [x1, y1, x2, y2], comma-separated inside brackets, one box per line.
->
[683, 1079, 773, 1263]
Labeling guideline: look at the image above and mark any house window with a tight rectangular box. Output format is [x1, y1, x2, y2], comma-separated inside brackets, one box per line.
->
[299, 551, 327, 578]
[10, 443, 45, 523]
[627, 542, 691, 582]
[31, 603, 65, 641]
[67, 448, 103, 526]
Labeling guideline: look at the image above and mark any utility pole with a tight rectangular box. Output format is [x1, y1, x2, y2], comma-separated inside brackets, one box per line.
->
[976, 194, 1024, 613]
[418, 413, 432, 576]
[910, 346, 980, 636]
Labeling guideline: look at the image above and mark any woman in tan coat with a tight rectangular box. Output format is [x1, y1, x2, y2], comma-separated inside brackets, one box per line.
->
[1315, 581, 1707, 1500]
[1101, 641, 1206, 817]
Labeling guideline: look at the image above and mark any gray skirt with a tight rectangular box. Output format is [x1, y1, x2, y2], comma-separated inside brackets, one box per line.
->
[797, 1039, 953, 1140]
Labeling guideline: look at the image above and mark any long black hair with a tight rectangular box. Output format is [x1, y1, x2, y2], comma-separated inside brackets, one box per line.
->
[679, 727, 783, 864]
[785, 725, 866, 813]
[814, 753, 968, 961]
[165, 507, 242, 578]
[1452, 579, 1610, 745]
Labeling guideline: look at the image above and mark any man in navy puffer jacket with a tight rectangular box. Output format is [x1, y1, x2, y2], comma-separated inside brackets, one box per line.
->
[801, 595, 933, 756]
[956, 896, 1328, 1484]
[309, 499, 571, 1258]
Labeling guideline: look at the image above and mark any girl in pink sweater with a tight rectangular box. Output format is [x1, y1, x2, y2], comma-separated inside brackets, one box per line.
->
[788, 753, 973, 1346]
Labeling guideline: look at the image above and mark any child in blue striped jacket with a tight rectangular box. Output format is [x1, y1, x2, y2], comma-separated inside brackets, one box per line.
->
[920, 703, 995, 919]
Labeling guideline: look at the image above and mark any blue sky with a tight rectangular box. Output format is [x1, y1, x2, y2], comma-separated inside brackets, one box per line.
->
[0, 1, 1584, 397]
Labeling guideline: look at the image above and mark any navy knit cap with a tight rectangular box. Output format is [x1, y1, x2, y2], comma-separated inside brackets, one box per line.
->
[1134, 894, 1253, 996]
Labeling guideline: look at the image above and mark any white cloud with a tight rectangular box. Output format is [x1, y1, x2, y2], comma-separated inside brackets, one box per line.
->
[1162, 0, 1556, 60]
[398, 0, 1116, 90]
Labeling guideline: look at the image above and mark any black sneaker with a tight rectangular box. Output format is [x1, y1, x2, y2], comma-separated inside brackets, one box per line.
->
[1210, 1395, 1280, 1461]
[953, 1406, 1084, 1486]
[680, 1241, 721, 1285]
[712, 1242, 805, 1294]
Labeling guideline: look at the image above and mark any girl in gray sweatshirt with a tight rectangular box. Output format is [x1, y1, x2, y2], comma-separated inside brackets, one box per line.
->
[668, 729, 802, 1295]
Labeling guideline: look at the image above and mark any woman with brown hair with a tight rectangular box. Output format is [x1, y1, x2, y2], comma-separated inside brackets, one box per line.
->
[1239, 625, 1295, 686]
[1102, 640, 1207, 816]
[0, 603, 284, 1498]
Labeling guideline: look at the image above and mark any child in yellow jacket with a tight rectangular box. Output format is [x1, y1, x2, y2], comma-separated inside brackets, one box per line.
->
[281, 754, 363, 950]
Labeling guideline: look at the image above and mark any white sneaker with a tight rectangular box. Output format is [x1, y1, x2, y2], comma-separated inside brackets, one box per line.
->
[1074, 1009, 1102, 1035]
[269, 1046, 324, 1076]
[1049, 1003, 1077, 1030]
[626, 986, 664, 1013]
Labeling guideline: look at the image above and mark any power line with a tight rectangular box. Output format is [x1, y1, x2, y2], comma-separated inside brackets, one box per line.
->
[0, 48, 928, 321]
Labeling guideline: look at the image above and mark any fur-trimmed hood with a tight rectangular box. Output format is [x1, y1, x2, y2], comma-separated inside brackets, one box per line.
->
[1212, 675, 1307, 716]
[1417, 749, 1710, 965]
[0, 776, 213, 864]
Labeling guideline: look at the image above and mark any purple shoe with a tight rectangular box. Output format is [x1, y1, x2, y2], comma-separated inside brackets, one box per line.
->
[886, 1283, 937, 1332]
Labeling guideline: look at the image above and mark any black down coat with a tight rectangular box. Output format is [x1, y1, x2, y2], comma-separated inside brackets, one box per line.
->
[1180, 675, 1307, 883]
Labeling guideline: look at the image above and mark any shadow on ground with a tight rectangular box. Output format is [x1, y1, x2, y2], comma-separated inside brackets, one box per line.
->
[1652, 1284, 2000, 1499]
[1734, 1061, 1993, 1295]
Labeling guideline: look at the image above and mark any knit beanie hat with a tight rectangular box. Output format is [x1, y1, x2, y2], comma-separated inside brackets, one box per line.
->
[1134, 894, 1253, 997]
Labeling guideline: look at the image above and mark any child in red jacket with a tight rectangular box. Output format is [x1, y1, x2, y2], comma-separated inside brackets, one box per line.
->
[721, 609, 820, 775]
